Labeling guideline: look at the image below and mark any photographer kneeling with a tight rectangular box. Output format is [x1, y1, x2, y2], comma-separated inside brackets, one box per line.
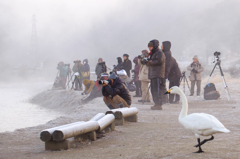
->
[101, 73, 131, 109]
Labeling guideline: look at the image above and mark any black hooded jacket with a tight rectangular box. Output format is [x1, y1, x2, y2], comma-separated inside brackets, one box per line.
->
[102, 77, 132, 106]
[148, 39, 166, 79]
[168, 57, 182, 81]
[116, 57, 124, 70]
[162, 41, 172, 79]
[82, 59, 90, 79]
[123, 55, 132, 77]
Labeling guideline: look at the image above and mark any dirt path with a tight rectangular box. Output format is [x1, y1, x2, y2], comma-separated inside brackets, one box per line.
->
[0, 83, 240, 159]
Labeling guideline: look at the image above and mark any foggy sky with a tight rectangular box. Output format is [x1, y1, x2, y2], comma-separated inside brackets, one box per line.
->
[1, 0, 239, 69]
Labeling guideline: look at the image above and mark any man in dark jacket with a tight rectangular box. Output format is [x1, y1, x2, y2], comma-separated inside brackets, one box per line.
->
[82, 59, 90, 80]
[72, 60, 83, 90]
[101, 73, 131, 109]
[95, 58, 107, 80]
[132, 56, 142, 97]
[115, 57, 124, 70]
[123, 54, 132, 77]
[168, 57, 182, 104]
[161, 41, 172, 79]
[145, 39, 166, 110]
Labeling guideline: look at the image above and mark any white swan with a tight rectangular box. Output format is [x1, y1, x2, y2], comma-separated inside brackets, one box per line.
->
[165, 86, 230, 153]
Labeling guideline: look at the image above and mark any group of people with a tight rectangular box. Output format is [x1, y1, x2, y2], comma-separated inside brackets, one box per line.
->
[55, 59, 90, 90]
[54, 39, 205, 110]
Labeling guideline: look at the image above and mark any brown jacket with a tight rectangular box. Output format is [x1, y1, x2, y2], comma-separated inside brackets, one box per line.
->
[148, 40, 166, 79]
[138, 59, 150, 82]
[187, 62, 204, 81]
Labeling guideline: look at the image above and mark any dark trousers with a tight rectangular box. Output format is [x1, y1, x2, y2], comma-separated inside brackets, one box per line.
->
[75, 78, 83, 90]
[191, 80, 201, 95]
[150, 78, 166, 106]
[169, 77, 180, 103]
[135, 81, 142, 96]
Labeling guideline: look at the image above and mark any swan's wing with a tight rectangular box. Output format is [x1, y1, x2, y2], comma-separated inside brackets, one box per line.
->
[181, 113, 224, 131]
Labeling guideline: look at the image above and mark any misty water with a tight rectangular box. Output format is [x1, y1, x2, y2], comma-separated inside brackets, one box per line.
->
[0, 83, 61, 133]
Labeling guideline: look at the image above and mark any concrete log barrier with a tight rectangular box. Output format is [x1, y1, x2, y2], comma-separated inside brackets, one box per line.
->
[40, 121, 84, 142]
[52, 121, 99, 141]
[114, 107, 138, 119]
[89, 113, 105, 121]
[97, 114, 115, 132]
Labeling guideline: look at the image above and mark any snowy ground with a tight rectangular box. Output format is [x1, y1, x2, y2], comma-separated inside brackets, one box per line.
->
[0, 76, 239, 158]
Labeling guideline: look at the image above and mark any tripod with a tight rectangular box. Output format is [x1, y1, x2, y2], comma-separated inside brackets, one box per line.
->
[180, 72, 191, 93]
[142, 84, 151, 105]
[206, 56, 230, 101]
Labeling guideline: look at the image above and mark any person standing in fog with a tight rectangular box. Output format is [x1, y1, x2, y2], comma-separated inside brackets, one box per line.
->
[82, 59, 90, 80]
[145, 39, 166, 110]
[168, 57, 182, 104]
[138, 50, 151, 103]
[132, 56, 142, 97]
[72, 60, 83, 91]
[95, 58, 107, 80]
[57, 61, 68, 89]
[123, 54, 132, 77]
[187, 55, 204, 96]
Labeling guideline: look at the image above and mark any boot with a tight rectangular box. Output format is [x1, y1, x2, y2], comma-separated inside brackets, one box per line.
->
[138, 100, 150, 103]
[115, 102, 124, 108]
[150, 105, 162, 110]
[171, 101, 179, 104]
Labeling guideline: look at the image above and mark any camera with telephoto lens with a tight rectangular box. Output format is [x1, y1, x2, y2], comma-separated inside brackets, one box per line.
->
[138, 54, 149, 65]
[98, 80, 109, 85]
[99, 61, 106, 66]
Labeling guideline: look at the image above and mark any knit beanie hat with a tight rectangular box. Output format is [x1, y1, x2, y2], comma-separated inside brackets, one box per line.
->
[193, 55, 198, 60]
[123, 54, 129, 58]
[108, 72, 117, 80]
[148, 42, 153, 47]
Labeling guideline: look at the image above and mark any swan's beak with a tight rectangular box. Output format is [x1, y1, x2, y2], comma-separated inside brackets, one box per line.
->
[164, 89, 171, 95]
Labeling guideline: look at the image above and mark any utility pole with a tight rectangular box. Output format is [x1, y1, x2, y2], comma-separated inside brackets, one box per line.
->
[30, 14, 39, 67]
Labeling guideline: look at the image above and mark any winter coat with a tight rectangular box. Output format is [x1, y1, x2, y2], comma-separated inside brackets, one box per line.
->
[102, 77, 132, 106]
[95, 62, 107, 78]
[168, 57, 182, 81]
[187, 62, 204, 81]
[82, 59, 90, 80]
[133, 57, 140, 82]
[116, 57, 124, 70]
[57, 65, 68, 77]
[72, 64, 83, 79]
[123, 58, 132, 77]
[138, 59, 150, 82]
[83, 80, 95, 94]
[148, 39, 166, 79]
[162, 41, 172, 79]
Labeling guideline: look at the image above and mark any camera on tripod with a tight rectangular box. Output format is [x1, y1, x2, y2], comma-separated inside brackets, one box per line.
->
[213, 51, 221, 63]
[74, 60, 81, 64]
[138, 54, 149, 65]
[182, 71, 186, 76]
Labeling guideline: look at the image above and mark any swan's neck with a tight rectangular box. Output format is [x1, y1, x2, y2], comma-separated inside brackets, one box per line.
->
[178, 90, 188, 120]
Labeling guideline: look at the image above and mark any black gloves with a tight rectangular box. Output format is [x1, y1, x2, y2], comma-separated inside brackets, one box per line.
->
[192, 69, 198, 73]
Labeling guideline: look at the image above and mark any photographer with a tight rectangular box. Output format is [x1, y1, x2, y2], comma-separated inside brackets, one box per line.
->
[101, 73, 131, 109]
[81, 73, 109, 104]
[132, 56, 142, 97]
[72, 60, 83, 91]
[82, 59, 90, 80]
[123, 54, 132, 77]
[56, 61, 68, 89]
[187, 55, 204, 96]
[115, 57, 124, 70]
[168, 57, 182, 104]
[145, 39, 166, 110]
[138, 50, 150, 103]
[95, 58, 107, 80]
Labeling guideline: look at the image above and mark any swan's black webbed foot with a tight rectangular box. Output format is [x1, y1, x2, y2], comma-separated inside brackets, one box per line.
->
[194, 135, 214, 147]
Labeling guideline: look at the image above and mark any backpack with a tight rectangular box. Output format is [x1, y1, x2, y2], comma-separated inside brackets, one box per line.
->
[204, 83, 220, 100]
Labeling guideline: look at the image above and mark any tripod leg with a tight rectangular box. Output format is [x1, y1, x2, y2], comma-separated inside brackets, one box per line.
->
[143, 84, 151, 105]
[218, 65, 231, 101]
[185, 78, 191, 92]
[206, 63, 218, 84]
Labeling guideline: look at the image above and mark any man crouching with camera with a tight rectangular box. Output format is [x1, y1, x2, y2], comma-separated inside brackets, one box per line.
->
[145, 39, 166, 110]
[101, 72, 131, 109]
